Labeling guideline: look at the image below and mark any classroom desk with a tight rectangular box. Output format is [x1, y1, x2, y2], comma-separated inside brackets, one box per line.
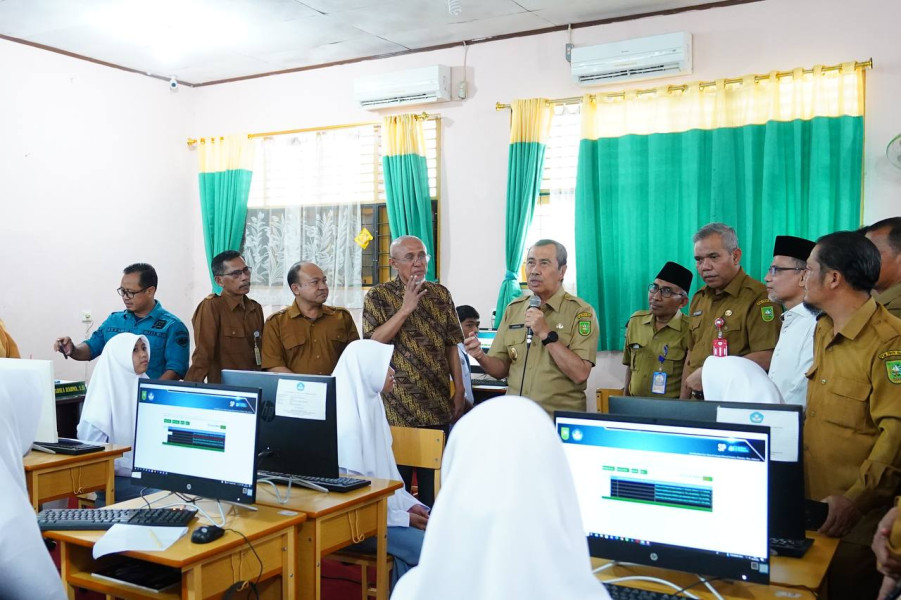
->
[472, 381, 506, 404]
[45, 492, 306, 600]
[23, 443, 129, 510]
[255, 477, 403, 600]
[591, 532, 839, 599]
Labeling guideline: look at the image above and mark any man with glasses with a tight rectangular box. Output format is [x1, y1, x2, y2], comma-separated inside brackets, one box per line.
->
[364, 235, 464, 507]
[682, 223, 781, 398]
[622, 262, 693, 398]
[262, 261, 359, 375]
[53, 263, 189, 379]
[764, 235, 817, 407]
[185, 251, 263, 383]
[465, 239, 599, 417]
[802, 231, 901, 600]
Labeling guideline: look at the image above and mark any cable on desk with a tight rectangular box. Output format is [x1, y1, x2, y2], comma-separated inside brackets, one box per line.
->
[603, 576, 701, 599]
[258, 478, 292, 504]
[224, 527, 262, 600]
[672, 576, 723, 597]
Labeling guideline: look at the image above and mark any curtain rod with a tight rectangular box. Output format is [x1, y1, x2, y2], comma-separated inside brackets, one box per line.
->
[187, 112, 437, 146]
[495, 58, 873, 110]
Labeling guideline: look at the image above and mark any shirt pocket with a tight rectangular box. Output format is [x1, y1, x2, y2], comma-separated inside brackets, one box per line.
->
[223, 326, 247, 350]
[282, 327, 307, 352]
[506, 328, 527, 362]
[661, 346, 686, 375]
[330, 329, 349, 350]
[823, 375, 872, 433]
[628, 343, 644, 371]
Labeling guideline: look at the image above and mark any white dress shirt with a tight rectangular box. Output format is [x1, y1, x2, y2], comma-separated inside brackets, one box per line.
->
[457, 343, 474, 406]
[767, 303, 818, 408]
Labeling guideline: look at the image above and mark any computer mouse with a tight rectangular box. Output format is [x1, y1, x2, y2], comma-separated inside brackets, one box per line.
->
[191, 525, 225, 544]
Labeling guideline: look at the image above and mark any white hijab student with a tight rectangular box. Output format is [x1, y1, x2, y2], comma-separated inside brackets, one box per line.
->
[332, 339, 427, 584]
[701, 355, 784, 404]
[78, 333, 150, 502]
[0, 367, 67, 599]
[392, 395, 611, 600]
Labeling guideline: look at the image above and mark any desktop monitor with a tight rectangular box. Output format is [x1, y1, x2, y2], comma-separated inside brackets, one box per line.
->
[0, 358, 57, 443]
[555, 411, 770, 584]
[221, 370, 339, 479]
[608, 397, 805, 542]
[131, 380, 261, 504]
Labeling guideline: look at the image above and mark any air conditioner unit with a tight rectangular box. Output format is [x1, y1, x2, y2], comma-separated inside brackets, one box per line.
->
[354, 65, 452, 109]
[571, 32, 692, 87]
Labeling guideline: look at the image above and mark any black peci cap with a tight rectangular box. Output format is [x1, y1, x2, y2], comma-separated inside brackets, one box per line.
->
[773, 235, 815, 261]
[655, 261, 693, 293]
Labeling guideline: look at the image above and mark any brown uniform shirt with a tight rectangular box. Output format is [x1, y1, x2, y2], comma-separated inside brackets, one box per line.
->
[623, 310, 690, 398]
[363, 277, 463, 427]
[490, 288, 599, 416]
[687, 268, 781, 373]
[185, 294, 264, 383]
[876, 282, 901, 319]
[804, 298, 901, 536]
[262, 303, 359, 375]
[0, 319, 20, 359]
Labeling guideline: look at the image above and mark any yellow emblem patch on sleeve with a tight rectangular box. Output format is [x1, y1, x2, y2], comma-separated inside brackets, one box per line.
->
[575, 311, 592, 319]
[879, 350, 901, 360]
[755, 299, 772, 306]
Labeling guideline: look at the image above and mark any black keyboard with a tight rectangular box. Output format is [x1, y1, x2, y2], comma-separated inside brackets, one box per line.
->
[258, 470, 371, 492]
[770, 536, 813, 558]
[604, 583, 683, 600]
[37, 508, 197, 531]
[32, 439, 105, 455]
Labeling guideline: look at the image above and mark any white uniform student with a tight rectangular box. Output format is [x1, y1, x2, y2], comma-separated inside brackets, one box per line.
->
[0, 368, 67, 599]
[77, 332, 152, 504]
[701, 355, 784, 404]
[392, 395, 611, 600]
[332, 339, 427, 587]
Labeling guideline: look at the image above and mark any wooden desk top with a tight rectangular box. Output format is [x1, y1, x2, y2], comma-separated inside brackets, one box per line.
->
[592, 558, 816, 599]
[770, 531, 840, 589]
[23, 443, 130, 470]
[255, 478, 403, 517]
[44, 491, 307, 568]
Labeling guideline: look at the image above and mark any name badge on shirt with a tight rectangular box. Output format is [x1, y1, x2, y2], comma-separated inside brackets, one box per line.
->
[510, 324, 525, 329]
[651, 371, 667, 394]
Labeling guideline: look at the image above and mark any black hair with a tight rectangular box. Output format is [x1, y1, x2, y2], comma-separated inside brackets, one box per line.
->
[287, 261, 304, 287]
[456, 305, 480, 322]
[865, 217, 901, 254]
[212, 250, 243, 276]
[123, 263, 158, 289]
[814, 231, 881, 292]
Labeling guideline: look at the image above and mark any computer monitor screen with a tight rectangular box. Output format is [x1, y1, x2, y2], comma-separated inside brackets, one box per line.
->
[608, 397, 804, 540]
[221, 370, 338, 478]
[0, 358, 57, 444]
[131, 380, 260, 504]
[556, 411, 770, 584]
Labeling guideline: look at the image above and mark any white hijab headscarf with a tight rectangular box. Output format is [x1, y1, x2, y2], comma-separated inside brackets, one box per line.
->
[332, 339, 421, 527]
[79, 332, 149, 475]
[0, 367, 67, 599]
[392, 395, 611, 600]
[702, 355, 784, 404]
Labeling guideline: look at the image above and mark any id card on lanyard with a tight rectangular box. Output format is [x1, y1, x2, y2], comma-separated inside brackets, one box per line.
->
[712, 317, 728, 357]
[651, 344, 668, 394]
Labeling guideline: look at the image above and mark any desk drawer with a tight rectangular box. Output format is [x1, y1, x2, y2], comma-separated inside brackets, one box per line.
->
[192, 532, 289, 596]
[29, 462, 108, 501]
[319, 502, 379, 554]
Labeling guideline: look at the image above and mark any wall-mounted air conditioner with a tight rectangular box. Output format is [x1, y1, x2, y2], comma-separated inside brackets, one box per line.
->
[571, 32, 692, 87]
[354, 65, 452, 109]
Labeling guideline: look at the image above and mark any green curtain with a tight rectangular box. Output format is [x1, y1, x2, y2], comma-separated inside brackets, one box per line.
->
[382, 115, 436, 281]
[575, 115, 864, 350]
[197, 135, 255, 293]
[495, 99, 554, 324]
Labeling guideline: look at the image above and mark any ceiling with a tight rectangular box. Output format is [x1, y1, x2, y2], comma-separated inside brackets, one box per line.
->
[0, 0, 737, 86]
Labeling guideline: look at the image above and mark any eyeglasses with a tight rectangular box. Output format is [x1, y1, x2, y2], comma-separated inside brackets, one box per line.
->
[394, 252, 431, 264]
[117, 286, 150, 299]
[218, 266, 252, 278]
[766, 266, 806, 277]
[648, 283, 685, 298]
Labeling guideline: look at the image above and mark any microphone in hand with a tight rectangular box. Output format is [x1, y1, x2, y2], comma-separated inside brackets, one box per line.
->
[525, 295, 541, 346]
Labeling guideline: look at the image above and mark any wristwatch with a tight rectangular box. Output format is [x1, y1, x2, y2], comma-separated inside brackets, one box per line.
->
[541, 331, 559, 346]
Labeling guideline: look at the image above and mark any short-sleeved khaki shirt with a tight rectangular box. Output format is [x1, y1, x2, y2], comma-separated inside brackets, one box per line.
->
[687, 268, 781, 373]
[876, 282, 901, 319]
[489, 288, 599, 416]
[261, 302, 359, 375]
[185, 293, 264, 383]
[804, 298, 901, 530]
[622, 310, 690, 398]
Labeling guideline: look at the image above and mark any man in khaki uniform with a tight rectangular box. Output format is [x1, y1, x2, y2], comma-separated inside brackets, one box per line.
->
[262, 261, 359, 375]
[623, 262, 693, 398]
[803, 231, 901, 600]
[683, 223, 781, 397]
[465, 240, 598, 417]
[865, 217, 901, 318]
[185, 251, 264, 383]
